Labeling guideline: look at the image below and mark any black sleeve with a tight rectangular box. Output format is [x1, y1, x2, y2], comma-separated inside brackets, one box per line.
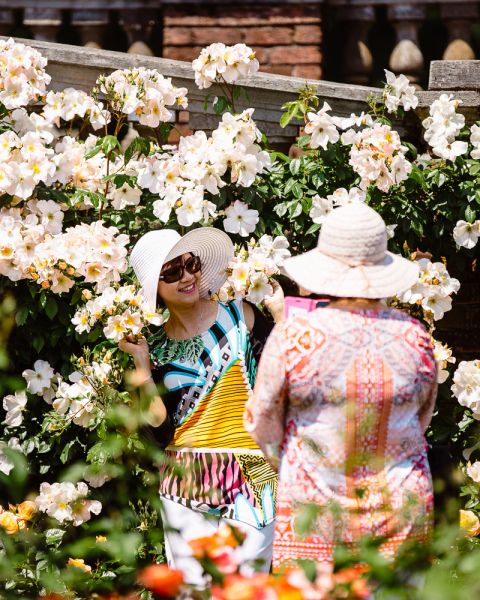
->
[139, 368, 176, 450]
[247, 302, 275, 365]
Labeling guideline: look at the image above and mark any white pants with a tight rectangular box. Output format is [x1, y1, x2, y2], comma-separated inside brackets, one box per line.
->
[160, 497, 275, 587]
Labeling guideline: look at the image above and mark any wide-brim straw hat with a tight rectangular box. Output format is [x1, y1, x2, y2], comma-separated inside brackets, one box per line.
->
[283, 202, 419, 299]
[129, 227, 234, 309]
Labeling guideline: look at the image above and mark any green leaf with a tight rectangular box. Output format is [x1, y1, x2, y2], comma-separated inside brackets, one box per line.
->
[60, 440, 75, 464]
[102, 134, 121, 155]
[84, 143, 102, 160]
[289, 158, 301, 176]
[15, 305, 29, 326]
[45, 296, 58, 320]
[274, 202, 288, 218]
[157, 123, 172, 144]
[305, 223, 321, 235]
[465, 205, 477, 223]
[213, 96, 230, 115]
[124, 137, 150, 163]
[87, 328, 102, 342]
[469, 162, 480, 176]
[32, 335, 45, 353]
[45, 528, 66, 546]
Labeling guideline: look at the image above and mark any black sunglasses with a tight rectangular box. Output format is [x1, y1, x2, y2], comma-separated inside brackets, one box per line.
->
[159, 255, 202, 284]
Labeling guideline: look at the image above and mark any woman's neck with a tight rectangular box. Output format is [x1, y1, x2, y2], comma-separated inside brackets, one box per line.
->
[328, 297, 386, 310]
[164, 299, 216, 340]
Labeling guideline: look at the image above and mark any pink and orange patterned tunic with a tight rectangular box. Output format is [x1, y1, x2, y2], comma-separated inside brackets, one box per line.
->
[244, 307, 437, 568]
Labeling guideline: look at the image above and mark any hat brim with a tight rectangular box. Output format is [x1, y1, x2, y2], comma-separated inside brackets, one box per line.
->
[283, 249, 419, 299]
[165, 228, 234, 299]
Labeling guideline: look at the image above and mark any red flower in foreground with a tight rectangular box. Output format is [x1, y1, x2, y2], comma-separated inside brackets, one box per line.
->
[137, 564, 184, 598]
[212, 573, 277, 600]
[333, 565, 371, 599]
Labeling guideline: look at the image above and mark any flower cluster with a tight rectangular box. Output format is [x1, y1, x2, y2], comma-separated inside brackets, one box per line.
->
[451, 360, 480, 418]
[0, 205, 63, 284]
[30, 221, 129, 293]
[192, 43, 259, 89]
[189, 523, 244, 575]
[35, 481, 102, 525]
[305, 102, 339, 150]
[309, 186, 366, 224]
[52, 134, 112, 195]
[0, 38, 51, 109]
[453, 219, 480, 249]
[137, 109, 270, 227]
[398, 258, 460, 321]
[72, 284, 163, 342]
[51, 363, 117, 428]
[348, 123, 412, 192]
[212, 567, 338, 600]
[0, 501, 36, 535]
[433, 339, 456, 383]
[383, 70, 418, 113]
[422, 94, 467, 161]
[218, 235, 290, 304]
[95, 67, 188, 127]
[460, 509, 480, 537]
[43, 88, 110, 130]
[0, 130, 56, 199]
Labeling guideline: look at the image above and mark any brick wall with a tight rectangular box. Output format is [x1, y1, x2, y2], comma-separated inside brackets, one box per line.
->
[163, 4, 323, 80]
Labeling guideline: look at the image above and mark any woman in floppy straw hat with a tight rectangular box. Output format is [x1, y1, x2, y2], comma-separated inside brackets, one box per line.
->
[245, 202, 438, 570]
[119, 226, 284, 586]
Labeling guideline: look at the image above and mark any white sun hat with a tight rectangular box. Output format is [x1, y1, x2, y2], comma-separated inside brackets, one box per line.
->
[129, 227, 234, 309]
[283, 202, 419, 299]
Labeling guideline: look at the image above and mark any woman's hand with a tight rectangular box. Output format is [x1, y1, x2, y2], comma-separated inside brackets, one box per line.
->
[264, 280, 285, 323]
[119, 336, 151, 373]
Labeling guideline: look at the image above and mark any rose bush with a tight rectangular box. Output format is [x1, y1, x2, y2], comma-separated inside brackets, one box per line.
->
[0, 39, 480, 598]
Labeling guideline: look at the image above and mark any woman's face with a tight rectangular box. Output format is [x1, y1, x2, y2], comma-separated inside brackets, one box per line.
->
[157, 252, 201, 308]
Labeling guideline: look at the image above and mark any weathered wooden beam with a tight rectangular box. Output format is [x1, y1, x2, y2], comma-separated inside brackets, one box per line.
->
[429, 60, 480, 91]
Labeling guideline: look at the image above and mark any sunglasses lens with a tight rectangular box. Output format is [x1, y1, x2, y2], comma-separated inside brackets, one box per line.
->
[160, 255, 201, 283]
[185, 255, 201, 274]
[161, 266, 183, 283]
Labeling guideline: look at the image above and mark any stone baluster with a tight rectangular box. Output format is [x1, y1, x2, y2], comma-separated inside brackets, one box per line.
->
[388, 3, 426, 85]
[120, 9, 155, 56]
[336, 6, 374, 85]
[73, 10, 109, 49]
[25, 8, 62, 43]
[440, 3, 477, 61]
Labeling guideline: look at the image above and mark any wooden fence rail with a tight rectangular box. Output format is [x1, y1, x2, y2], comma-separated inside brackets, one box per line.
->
[5, 37, 480, 146]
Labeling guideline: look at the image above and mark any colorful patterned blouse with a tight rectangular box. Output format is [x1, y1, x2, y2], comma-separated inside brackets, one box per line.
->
[245, 307, 437, 567]
[149, 300, 277, 529]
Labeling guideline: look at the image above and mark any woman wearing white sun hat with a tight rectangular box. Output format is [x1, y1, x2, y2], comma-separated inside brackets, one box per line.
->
[119, 226, 284, 586]
[245, 202, 438, 570]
